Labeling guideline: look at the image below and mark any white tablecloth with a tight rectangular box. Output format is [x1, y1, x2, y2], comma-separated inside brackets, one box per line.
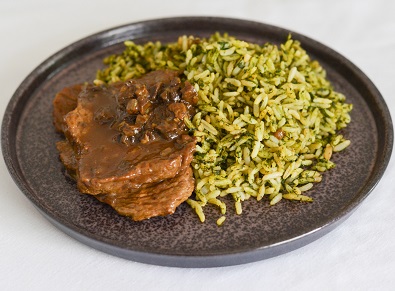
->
[1, 1, 394, 290]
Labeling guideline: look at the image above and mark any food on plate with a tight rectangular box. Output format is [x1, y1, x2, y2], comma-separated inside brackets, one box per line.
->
[55, 33, 352, 225]
[54, 70, 198, 220]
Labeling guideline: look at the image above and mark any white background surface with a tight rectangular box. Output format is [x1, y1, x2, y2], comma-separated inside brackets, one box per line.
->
[1, 0, 394, 290]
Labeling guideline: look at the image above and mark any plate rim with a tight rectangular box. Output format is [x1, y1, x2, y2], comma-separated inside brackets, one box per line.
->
[1, 16, 393, 267]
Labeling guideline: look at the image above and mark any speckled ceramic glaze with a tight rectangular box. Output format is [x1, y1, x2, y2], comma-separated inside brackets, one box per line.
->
[2, 17, 393, 267]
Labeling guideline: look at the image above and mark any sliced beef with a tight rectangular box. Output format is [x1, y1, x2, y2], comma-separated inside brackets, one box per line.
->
[56, 140, 77, 177]
[53, 84, 83, 132]
[54, 70, 198, 221]
[95, 167, 195, 221]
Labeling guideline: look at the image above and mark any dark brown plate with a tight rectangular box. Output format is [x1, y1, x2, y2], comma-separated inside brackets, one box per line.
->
[1, 17, 393, 268]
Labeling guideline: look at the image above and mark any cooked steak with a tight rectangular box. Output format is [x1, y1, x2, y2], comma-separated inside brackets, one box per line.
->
[54, 70, 197, 220]
[53, 84, 84, 132]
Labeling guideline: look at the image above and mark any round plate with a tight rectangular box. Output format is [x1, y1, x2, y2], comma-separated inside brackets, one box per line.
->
[2, 17, 393, 268]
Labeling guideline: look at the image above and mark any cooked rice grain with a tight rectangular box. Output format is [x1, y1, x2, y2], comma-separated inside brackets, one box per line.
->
[95, 33, 352, 224]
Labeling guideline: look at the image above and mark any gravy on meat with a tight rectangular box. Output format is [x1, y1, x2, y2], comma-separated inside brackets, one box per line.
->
[53, 70, 198, 221]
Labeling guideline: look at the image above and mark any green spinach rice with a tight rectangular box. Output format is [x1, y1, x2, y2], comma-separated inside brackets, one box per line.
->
[95, 33, 352, 225]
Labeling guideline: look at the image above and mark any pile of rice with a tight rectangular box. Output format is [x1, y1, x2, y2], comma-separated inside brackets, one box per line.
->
[95, 33, 352, 225]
